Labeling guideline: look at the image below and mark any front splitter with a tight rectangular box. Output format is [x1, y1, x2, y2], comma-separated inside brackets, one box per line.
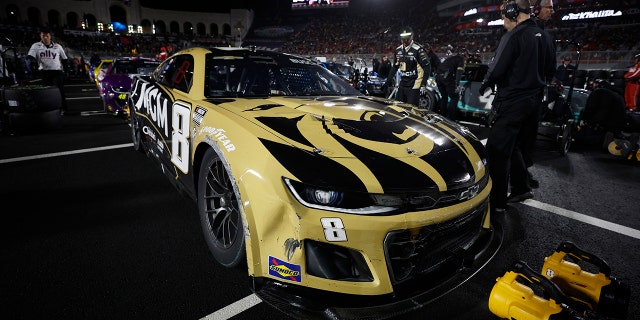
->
[251, 220, 504, 320]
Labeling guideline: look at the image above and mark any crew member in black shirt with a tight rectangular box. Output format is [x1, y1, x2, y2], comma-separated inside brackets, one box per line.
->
[435, 48, 467, 120]
[479, 0, 556, 213]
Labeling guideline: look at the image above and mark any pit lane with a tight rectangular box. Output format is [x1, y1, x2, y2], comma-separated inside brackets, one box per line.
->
[1, 77, 638, 320]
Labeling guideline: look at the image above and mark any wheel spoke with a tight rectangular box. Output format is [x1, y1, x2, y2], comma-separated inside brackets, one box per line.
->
[203, 159, 240, 249]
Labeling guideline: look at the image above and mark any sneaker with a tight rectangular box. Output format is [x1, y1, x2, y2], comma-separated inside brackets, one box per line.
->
[492, 207, 507, 213]
[529, 178, 540, 189]
[528, 171, 539, 189]
[507, 191, 534, 203]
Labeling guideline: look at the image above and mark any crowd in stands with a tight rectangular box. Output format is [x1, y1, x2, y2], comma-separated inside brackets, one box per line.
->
[0, 0, 637, 73]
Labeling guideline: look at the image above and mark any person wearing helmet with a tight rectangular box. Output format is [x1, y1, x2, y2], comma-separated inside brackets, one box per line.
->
[384, 26, 431, 107]
[623, 53, 640, 110]
[435, 47, 467, 120]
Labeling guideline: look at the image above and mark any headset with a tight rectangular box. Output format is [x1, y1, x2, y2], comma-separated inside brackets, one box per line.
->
[502, 0, 531, 21]
[532, 0, 543, 16]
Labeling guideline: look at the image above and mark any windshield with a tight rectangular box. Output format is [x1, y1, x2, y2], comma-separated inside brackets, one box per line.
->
[113, 59, 160, 75]
[205, 54, 360, 98]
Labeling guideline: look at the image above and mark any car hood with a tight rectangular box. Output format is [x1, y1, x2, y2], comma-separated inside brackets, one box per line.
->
[211, 95, 486, 191]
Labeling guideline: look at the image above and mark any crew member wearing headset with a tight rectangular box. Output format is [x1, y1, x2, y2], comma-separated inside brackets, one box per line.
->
[479, 0, 555, 213]
[28, 26, 69, 113]
[385, 26, 431, 107]
[515, 0, 558, 190]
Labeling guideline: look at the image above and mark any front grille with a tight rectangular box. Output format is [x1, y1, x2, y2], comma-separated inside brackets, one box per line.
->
[384, 199, 488, 284]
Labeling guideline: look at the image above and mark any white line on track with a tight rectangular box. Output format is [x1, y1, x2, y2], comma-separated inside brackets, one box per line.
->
[0, 143, 133, 164]
[2, 144, 639, 318]
[80, 110, 109, 116]
[67, 96, 102, 100]
[523, 199, 640, 240]
[200, 293, 262, 320]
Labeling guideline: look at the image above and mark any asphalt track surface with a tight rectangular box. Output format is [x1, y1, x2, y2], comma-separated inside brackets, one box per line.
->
[1, 76, 639, 320]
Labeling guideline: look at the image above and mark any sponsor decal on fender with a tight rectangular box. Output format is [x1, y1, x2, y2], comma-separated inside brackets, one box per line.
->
[193, 106, 207, 127]
[198, 126, 236, 152]
[268, 256, 301, 282]
[131, 80, 170, 137]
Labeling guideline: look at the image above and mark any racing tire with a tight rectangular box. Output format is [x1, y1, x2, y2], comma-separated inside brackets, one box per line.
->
[558, 119, 573, 156]
[571, 77, 586, 89]
[130, 116, 144, 153]
[2, 85, 61, 113]
[197, 148, 246, 268]
[609, 69, 627, 79]
[2, 85, 63, 134]
[418, 90, 437, 111]
[5, 108, 62, 134]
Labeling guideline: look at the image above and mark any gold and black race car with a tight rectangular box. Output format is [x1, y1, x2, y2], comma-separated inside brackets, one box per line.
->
[129, 46, 501, 319]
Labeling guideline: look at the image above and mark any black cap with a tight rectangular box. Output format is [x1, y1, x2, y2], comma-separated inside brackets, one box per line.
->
[400, 27, 413, 40]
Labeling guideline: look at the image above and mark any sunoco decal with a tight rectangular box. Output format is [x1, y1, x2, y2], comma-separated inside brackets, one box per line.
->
[268, 256, 301, 282]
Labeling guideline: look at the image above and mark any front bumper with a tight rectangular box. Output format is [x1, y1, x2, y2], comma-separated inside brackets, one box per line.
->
[251, 208, 503, 320]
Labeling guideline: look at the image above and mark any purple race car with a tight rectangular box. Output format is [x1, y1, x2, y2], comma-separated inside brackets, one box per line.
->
[99, 57, 160, 119]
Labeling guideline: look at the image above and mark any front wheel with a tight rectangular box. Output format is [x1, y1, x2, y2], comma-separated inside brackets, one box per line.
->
[197, 148, 246, 268]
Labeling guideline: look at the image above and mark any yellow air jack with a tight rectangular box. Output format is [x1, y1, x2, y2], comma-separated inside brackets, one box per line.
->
[489, 260, 585, 320]
[541, 241, 630, 319]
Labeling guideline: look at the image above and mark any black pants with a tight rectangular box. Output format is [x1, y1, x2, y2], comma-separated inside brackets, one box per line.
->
[396, 86, 419, 107]
[435, 76, 459, 120]
[486, 94, 539, 209]
[40, 70, 67, 111]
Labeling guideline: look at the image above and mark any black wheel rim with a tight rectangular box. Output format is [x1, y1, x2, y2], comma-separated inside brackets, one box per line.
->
[560, 122, 572, 155]
[203, 159, 241, 249]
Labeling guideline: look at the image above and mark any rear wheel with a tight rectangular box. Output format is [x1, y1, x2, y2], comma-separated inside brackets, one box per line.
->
[419, 90, 437, 111]
[130, 110, 144, 153]
[197, 148, 246, 268]
[558, 119, 574, 156]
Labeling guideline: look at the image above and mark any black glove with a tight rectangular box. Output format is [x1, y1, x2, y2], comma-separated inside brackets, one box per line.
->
[479, 82, 494, 96]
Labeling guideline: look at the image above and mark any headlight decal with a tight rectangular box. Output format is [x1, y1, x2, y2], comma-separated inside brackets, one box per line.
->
[419, 147, 478, 189]
[284, 178, 397, 214]
[255, 115, 313, 147]
[260, 138, 367, 192]
[330, 134, 440, 191]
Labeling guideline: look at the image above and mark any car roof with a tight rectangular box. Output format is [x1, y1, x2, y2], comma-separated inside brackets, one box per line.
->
[204, 47, 319, 66]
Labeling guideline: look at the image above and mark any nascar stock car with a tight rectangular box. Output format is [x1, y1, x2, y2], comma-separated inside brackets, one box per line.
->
[93, 58, 112, 87]
[99, 56, 160, 119]
[128, 46, 501, 318]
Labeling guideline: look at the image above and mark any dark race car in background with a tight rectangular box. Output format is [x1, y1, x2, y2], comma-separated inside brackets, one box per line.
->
[129, 46, 501, 319]
[456, 63, 590, 154]
[99, 56, 160, 119]
[323, 59, 387, 97]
